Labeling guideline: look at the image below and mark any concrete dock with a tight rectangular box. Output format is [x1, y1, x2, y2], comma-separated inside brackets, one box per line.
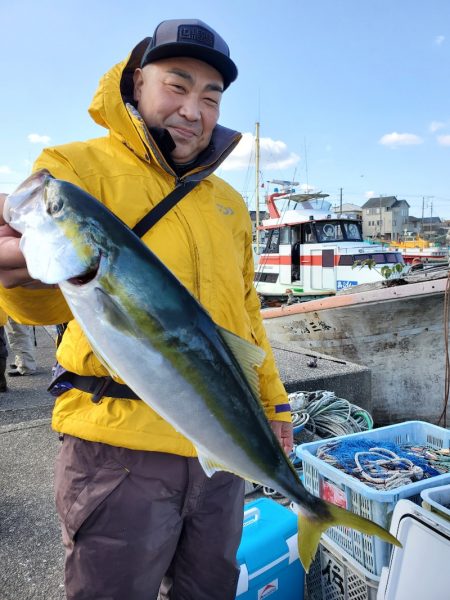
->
[0, 327, 371, 599]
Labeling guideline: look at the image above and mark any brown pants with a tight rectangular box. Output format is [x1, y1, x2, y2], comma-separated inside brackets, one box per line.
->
[55, 435, 245, 600]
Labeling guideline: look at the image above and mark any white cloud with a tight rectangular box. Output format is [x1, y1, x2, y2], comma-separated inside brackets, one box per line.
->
[435, 35, 445, 46]
[365, 190, 376, 199]
[437, 135, 450, 146]
[379, 132, 423, 147]
[429, 120, 447, 133]
[28, 133, 51, 144]
[0, 165, 12, 174]
[221, 132, 300, 171]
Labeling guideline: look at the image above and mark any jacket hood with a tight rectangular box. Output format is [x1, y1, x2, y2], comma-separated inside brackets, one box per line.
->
[88, 38, 241, 179]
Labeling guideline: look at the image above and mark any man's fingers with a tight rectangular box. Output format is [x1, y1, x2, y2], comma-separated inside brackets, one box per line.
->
[0, 194, 8, 226]
[0, 224, 21, 238]
[0, 268, 34, 289]
[0, 234, 26, 269]
[270, 420, 294, 455]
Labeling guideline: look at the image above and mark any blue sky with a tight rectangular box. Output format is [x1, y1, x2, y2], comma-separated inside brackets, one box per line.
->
[1, 0, 449, 220]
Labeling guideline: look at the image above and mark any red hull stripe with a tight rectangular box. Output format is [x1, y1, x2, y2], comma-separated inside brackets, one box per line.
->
[258, 255, 340, 266]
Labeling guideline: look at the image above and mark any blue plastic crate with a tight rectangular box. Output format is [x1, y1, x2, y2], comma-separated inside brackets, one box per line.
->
[236, 498, 304, 599]
[295, 420, 450, 576]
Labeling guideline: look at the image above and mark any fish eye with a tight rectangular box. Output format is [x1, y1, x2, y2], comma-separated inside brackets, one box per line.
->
[46, 197, 64, 216]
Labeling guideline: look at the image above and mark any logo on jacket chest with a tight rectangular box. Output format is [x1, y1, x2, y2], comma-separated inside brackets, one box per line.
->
[216, 203, 234, 216]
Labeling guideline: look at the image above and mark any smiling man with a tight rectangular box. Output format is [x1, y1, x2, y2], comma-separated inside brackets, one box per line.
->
[133, 57, 224, 164]
[0, 18, 292, 600]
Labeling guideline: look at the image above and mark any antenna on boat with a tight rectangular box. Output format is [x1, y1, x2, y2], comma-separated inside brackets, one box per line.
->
[255, 121, 261, 251]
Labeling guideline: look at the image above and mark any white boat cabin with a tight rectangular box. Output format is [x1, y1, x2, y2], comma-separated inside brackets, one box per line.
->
[254, 192, 405, 300]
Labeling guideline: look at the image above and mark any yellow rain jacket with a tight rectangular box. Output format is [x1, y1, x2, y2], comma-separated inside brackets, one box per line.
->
[0, 40, 290, 454]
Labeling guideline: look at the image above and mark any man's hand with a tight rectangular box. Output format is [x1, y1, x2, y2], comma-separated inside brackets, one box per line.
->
[270, 420, 294, 455]
[0, 193, 34, 288]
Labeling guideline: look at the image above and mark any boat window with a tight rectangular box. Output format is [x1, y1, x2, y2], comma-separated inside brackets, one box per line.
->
[279, 227, 291, 245]
[340, 252, 405, 267]
[314, 222, 344, 242]
[254, 272, 279, 283]
[338, 255, 354, 266]
[264, 228, 280, 254]
[385, 253, 401, 263]
[322, 249, 335, 268]
[302, 223, 317, 244]
[351, 253, 405, 265]
[343, 222, 362, 241]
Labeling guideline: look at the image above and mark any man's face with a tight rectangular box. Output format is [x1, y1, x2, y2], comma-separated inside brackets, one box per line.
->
[133, 57, 223, 164]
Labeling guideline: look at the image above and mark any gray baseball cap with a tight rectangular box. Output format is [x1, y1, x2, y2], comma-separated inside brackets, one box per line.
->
[140, 19, 238, 89]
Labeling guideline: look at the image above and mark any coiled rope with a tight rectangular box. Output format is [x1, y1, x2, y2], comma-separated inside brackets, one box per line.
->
[289, 390, 373, 440]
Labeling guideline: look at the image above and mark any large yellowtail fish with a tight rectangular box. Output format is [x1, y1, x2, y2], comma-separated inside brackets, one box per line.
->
[4, 171, 400, 571]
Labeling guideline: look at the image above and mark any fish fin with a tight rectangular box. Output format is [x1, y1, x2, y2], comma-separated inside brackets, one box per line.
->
[218, 327, 265, 400]
[197, 451, 229, 478]
[95, 288, 139, 337]
[297, 502, 401, 573]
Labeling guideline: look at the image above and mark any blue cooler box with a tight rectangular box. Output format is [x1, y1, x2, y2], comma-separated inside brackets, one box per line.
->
[236, 498, 304, 600]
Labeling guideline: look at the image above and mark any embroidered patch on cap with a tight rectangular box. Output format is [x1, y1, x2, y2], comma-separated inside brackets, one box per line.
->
[177, 25, 215, 48]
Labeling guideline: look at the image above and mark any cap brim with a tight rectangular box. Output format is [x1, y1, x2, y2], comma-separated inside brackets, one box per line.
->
[141, 43, 238, 90]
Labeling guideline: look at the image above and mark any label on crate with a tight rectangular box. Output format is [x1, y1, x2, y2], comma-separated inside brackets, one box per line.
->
[257, 579, 278, 599]
[320, 479, 347, 508]
[320, 546, 346, 597]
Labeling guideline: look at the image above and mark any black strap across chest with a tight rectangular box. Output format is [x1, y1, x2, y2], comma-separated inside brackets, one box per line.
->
[132, 180, 199, 238]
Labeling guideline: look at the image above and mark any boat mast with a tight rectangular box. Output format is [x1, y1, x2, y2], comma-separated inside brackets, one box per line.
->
[255, 121, 260, 250]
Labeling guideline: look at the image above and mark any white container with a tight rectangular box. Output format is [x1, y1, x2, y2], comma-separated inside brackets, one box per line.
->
[377, 499, 450, 600]
[420, 482, 450, 520]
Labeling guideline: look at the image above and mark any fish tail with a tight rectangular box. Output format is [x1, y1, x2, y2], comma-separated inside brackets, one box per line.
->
[296, 501, 401, 573]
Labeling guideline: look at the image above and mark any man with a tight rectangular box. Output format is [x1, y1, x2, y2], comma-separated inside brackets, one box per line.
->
[0, 19, 293, 600]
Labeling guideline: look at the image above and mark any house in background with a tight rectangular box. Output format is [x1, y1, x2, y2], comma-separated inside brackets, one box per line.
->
[332, 202, 363, 221]
[421, 216, 443, 238]
[405, 216, 421, 237]
[361, 196, 410, 241]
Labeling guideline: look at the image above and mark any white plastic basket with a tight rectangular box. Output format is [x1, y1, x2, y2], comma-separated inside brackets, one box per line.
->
[296, 420, 450, 576]
[307, 535, 379, 600]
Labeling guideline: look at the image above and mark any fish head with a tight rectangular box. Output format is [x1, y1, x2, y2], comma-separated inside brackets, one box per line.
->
[4, 170, 103, 284]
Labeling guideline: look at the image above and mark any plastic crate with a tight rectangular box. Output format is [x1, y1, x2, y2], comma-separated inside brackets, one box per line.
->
[307, 535, 379, 600]
[421, 482, 450, 521]
[296, 420, 450, 576]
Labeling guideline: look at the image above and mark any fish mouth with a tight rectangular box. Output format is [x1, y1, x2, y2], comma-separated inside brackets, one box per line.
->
[67, 254, 102, 286]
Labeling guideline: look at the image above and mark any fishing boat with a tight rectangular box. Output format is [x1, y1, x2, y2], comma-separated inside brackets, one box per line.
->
[254, 185, 407, 303]
[389, 239, 448, 265]
[262, 264, 450, 426]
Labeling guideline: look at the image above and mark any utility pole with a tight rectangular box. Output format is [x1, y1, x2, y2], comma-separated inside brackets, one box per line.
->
[421, 196, 425, 237]
[430, 199, 433, 237]
[339, 188, 343, 213]
[379, 195, 383, 239]
[254, 121, 260, 251]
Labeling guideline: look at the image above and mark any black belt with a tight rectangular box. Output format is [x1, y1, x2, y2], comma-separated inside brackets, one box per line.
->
[48, 369, 140, 404]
